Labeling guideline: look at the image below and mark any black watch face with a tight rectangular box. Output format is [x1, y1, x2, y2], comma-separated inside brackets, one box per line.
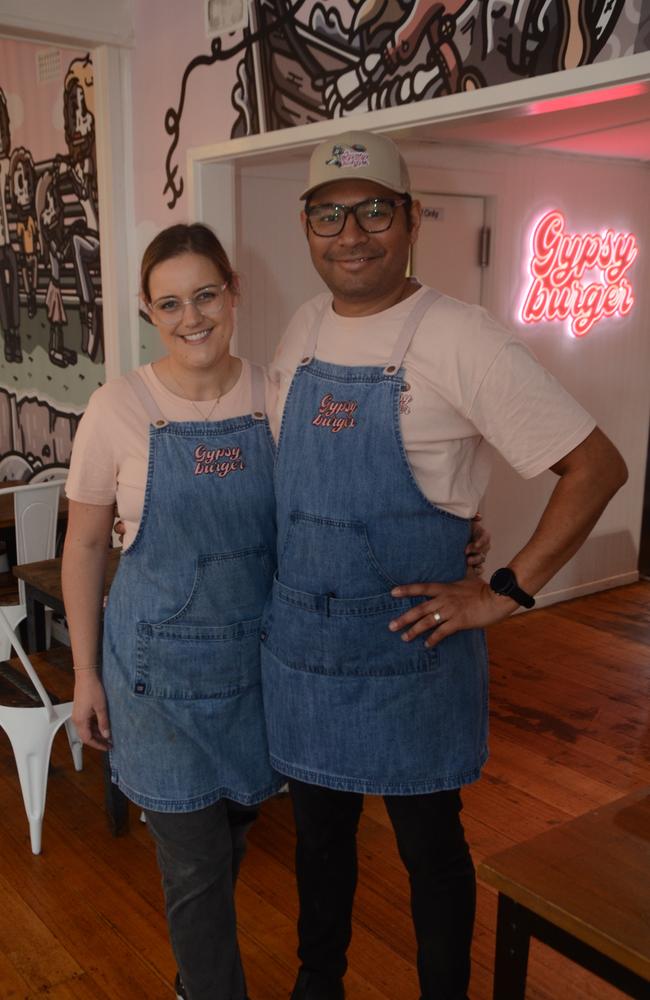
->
[491, 568, 515, 594]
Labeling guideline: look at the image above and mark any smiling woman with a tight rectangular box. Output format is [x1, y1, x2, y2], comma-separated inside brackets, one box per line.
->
[61, 223, 281, 1000]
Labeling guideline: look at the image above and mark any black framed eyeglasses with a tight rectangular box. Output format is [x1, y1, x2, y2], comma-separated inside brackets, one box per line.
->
[305, 197, 408, 237]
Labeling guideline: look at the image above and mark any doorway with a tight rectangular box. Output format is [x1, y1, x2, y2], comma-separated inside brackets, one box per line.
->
[411, 192, 487, 304]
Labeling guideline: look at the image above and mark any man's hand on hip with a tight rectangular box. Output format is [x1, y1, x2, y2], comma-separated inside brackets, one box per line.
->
[388, 577, 517, 648]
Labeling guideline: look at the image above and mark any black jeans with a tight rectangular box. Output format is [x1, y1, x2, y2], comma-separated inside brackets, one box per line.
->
[145, 800, 258, 1000]
[289, 781, 475, 1000]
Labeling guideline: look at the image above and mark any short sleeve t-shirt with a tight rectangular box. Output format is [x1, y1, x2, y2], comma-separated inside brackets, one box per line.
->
[268, 285, 595, 518]
[66, 359, 273, 549]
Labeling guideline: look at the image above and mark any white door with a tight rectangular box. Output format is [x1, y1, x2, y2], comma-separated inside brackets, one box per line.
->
[236, 166, 326, 365]
[411, 192, 487, 304]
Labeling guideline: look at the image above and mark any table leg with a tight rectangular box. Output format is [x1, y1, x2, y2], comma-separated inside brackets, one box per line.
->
[493, 894, 531, 1000]
[25, 587, 46, 652]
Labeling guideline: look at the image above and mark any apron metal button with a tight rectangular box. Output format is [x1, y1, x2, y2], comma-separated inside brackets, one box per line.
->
[260, 630, 268, 642]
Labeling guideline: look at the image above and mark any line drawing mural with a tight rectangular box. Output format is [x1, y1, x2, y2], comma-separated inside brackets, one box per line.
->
[0, 52, 103, 482]
[0, 89, 21, 365]
[163, 0, 642, 209]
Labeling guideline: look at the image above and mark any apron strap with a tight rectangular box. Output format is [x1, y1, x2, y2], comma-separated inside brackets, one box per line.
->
[299, 300, 330, 366]
[250, 363, 267, 419]
[124, 369, 167, 427]
[383, 288, 442, 375]
[300, 289, 442, 375]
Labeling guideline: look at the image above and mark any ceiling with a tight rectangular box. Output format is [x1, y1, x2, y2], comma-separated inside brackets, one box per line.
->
[410, 84, 650, 163]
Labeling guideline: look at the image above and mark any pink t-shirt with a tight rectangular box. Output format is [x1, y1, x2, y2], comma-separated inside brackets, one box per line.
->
[66, 360, 274, 550]
[269, 286, 596, 518]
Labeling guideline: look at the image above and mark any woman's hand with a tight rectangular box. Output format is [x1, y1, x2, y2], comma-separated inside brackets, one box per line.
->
[465, 512, 490, 577]
[72, 672, 112, 752]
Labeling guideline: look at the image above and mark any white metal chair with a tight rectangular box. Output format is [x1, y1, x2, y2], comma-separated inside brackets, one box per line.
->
[0, 480, 64, 660]
[0, 606, 82, 853]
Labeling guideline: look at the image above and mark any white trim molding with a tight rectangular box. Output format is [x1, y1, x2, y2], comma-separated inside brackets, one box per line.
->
[187, 51, 650, 173]
[0, 0, 134, 49]
[93, 44, 140, 379]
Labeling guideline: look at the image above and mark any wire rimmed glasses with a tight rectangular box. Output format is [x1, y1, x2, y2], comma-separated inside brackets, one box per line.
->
[149, 282, 228, 326]
[305, 197, 408, 237]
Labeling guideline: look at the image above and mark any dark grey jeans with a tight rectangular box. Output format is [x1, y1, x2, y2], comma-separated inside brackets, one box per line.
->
[145, 800, 258, 1000]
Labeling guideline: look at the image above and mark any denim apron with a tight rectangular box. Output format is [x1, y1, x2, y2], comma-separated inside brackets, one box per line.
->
[103, 365, 282, 811]
[262, 290, 489, 794]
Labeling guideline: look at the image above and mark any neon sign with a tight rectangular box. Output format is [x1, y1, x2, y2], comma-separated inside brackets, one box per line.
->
[520, 210, 637, 337]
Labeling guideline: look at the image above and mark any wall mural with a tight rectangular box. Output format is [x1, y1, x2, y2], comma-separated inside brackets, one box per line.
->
[0, 53, 102, 481]
[163, 0, 647, 209]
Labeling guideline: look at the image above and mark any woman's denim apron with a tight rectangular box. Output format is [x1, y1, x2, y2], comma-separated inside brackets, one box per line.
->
[261, 290, 488, 794]
[103, 366, 282, 811]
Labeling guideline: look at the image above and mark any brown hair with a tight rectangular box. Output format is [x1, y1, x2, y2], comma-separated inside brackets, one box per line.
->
[141, 223, 238, 303]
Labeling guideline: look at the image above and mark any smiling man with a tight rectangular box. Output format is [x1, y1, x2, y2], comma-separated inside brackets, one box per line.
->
[262, 131, 627, 1000]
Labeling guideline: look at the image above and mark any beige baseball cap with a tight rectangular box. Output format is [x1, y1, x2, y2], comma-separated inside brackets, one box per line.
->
[300, 131, 411, 200]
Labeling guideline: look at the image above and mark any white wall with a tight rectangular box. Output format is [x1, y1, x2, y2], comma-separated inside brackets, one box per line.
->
[233, 142, 650, 605]
[404, 142, 650, 603]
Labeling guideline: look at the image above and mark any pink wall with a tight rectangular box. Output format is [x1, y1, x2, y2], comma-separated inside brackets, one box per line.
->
[132, 1, 237, 256]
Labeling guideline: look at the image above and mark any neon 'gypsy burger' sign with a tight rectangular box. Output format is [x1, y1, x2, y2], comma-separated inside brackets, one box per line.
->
[520, 210, 638, 337]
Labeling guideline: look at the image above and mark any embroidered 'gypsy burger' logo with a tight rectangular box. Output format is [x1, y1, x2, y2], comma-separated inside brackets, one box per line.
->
[325, 143, 369, 169]
[193, 444, 245, 477]
[312, 393, 358, 433]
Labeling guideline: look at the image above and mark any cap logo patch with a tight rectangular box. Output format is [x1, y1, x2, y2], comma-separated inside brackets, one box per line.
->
[325, 143, 369, 170]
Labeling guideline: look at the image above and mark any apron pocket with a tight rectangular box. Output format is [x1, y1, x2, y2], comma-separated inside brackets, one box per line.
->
[268, 576, 439, 677]
[280, 512, 396, 598]
[154, 546, 274, 627]
[134, 618, 262, 699]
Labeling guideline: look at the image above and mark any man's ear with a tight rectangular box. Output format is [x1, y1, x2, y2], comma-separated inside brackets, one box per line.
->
[300, 209, 310, 238]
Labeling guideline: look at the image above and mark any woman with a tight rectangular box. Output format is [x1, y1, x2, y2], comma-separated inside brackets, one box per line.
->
[62, 223, 282, 1000]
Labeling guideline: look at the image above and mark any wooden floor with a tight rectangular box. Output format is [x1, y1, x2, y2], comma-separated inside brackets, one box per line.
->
[0, 582, 648, 999]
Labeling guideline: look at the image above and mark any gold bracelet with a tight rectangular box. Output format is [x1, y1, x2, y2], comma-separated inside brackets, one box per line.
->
[73, 664, 99, 672]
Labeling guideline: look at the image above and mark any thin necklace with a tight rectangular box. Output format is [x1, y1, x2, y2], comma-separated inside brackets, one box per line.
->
[187, 395, 221, 423]
[164, 368, 223, 423]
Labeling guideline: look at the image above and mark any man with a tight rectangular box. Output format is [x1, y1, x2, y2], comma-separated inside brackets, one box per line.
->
[261, 129, 627, 1000]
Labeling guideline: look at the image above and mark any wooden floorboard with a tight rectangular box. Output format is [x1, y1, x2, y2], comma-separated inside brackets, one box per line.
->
[0, 581, 647, 998]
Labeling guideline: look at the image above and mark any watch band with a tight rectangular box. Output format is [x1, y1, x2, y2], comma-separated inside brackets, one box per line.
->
[489, 567, 536, 609]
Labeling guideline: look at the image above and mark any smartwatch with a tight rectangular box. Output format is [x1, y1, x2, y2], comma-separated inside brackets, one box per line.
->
[489, 567, 535, 609]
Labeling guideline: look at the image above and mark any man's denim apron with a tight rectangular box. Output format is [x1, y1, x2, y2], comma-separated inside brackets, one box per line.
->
[103, 366, 282, 811]
[262, 290, 488, 794]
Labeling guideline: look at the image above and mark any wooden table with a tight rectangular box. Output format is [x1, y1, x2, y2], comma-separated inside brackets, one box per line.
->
[13, 548, 120, 652]
[12, 548, 128, 835]
[478, 787, 650, 999]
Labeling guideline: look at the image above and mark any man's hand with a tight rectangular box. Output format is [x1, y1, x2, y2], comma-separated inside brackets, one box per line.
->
[72, 672, 112, 751]
[388, 576, 517, 648]
[465, 512, 490, 576]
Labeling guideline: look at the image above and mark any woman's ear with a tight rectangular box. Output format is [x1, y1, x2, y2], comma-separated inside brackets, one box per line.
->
[229, 274, 241, 305]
